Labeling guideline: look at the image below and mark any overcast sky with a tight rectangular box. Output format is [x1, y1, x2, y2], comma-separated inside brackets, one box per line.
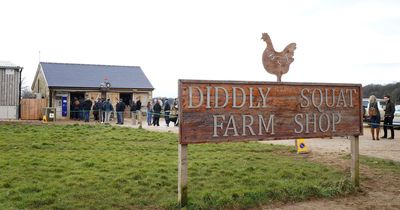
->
[1, 0, 399, 97]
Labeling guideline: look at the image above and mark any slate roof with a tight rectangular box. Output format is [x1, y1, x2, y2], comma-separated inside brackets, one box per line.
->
[40, 62, 154, 89]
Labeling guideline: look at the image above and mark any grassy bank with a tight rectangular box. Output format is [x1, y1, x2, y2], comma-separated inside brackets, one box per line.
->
[359, 155, 400, 175]
[0, 123, 354, 209]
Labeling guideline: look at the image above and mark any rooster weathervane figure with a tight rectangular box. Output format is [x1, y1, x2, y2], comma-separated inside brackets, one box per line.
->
[261, 33, 296, 82]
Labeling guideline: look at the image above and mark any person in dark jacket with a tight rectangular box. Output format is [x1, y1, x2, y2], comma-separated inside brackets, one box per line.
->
[83, 97, 93, 122]
[136, 98, 142, 125]
[130, 100, 137, 125]
[164, 100, 171, 126]
[79, 97, 85, 121]
[130, 100, 137, 112]
[116, 99, 126, 125]
[93, 98, 101, 121]
[381, 95, 395, 139]
[72, 97, 80, 120]
[102, 99, 114, 124]
[136, 99, 142, 112]
[152, 99, 162, 126]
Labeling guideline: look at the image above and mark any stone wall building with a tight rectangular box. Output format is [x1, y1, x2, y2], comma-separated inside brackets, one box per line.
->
[31, 62, 154, 119]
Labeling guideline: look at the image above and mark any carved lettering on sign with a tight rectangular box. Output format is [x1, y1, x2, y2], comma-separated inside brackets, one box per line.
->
[179, 80, 362, 144]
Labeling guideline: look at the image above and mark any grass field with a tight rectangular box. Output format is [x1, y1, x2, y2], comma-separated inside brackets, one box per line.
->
[344, 155, 400, 175]
[0, 123, 354, 209]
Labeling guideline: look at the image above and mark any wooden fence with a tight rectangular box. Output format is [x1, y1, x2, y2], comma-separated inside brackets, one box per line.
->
[21, 99, 47, 120]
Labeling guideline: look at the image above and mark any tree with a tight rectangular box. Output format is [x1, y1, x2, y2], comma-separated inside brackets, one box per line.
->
[21, 77, 35, 98]
[363, 82, 400, 104]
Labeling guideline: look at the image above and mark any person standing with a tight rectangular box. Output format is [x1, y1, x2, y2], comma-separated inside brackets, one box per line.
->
[100, 98, 105, 123]
[72, 97, 80, 120]
[146, 101, 153, 126]
[116, 99, 126, 125]
[381, 95, 395, 139]
[164, 100, 171, 126]
[79, 97, 85, 121]
[136, 98, 142, 125]
[153, 99, 162, 126]
[92, 98, 101, 121]
[130, 100, 137, 125]
[102, 98, 114, 124]
[83, 97, 93, 122]
[368, 95, 381, 140]
[170, 100, 178, 126]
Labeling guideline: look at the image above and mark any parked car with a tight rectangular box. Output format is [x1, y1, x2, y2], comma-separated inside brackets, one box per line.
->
[393, 105, 400, 127]
[362, 98, 386, 122]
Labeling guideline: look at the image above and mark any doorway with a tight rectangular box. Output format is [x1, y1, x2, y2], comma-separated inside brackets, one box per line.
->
[120, 93, 132, 106]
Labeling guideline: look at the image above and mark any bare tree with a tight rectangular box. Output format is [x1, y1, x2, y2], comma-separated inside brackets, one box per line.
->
[21, 77, 35, 98]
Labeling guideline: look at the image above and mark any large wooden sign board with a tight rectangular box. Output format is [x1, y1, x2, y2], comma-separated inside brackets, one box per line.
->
[177, 80, 363, 207]
[179, 80, 362, 144]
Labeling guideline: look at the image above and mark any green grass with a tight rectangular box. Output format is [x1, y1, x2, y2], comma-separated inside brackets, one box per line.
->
[0, 123, 354, 209]
[359, 155, 400, 174]
[341, 154, 400, 175]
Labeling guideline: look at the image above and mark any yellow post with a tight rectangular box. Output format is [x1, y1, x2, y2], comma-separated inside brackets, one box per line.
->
[296, 138, 309, 154]
[42, 115, 48, 123]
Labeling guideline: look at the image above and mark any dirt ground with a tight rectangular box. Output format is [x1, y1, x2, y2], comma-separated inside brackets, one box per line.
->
[260, 151, 400, 210]
[260, 128, 400, 210]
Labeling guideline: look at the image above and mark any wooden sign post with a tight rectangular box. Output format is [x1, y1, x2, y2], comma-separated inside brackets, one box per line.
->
[178, 80, 363, 207]
[178, 143, 188, 206]
[351, 136, 360, 187]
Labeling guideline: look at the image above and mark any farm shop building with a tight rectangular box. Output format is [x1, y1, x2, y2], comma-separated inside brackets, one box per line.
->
[31, 62, 154, 119]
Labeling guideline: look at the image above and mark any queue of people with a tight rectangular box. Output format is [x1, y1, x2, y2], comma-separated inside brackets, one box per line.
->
[129, 98, 142, 125]
[71, 97, 93, 122]
[70, 97, 178, 127]
[368, 94, 395, 140]
[71, 97, 116, 124]
[146, 99, 179, 127]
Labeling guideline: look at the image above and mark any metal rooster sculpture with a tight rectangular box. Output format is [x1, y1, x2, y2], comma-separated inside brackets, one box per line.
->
[262, 33, 296, 82]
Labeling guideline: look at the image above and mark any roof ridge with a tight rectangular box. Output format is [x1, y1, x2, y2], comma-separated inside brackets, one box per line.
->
[40, 62, 141, 68]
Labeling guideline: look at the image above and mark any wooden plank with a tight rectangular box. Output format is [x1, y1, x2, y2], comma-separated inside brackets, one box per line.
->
[179, 80, 363, 144]
[20, 99, 47, 120]
[178, 144, 188, 208]
[351, 135, 360, 187]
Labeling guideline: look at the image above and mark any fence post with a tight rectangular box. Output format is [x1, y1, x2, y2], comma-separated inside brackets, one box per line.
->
[351, 135, 360, 187]
[178, 143, 188, 208]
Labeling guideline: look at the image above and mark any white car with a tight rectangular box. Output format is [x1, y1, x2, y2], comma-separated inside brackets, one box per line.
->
[393, 105, 400, 127]
[362, 98, 386, 122]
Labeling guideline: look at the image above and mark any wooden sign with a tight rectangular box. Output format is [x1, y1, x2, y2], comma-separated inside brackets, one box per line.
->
[178, 80, 363, 144]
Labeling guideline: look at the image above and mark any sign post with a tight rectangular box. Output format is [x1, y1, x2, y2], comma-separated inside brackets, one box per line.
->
[351, 135, 360, 187]
[178, 144, 188, 207]
[178, 80, 363, 206]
